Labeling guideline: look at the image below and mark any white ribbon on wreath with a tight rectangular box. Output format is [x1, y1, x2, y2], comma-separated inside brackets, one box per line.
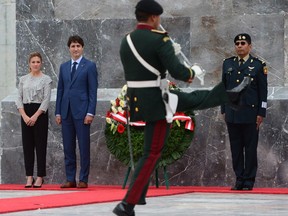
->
[109, 112, 194, 131]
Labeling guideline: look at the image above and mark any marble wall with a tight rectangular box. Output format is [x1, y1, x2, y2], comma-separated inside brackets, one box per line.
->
[1, 0, 288, 187]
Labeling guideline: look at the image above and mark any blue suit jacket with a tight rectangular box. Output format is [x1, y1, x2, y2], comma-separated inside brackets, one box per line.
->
[55, 57, 98, 119]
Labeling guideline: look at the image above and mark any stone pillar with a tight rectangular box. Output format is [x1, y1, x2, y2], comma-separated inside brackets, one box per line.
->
[0, 0, 16, 184]
[0, 0, 16, 101]
[284, 12, 288, 86]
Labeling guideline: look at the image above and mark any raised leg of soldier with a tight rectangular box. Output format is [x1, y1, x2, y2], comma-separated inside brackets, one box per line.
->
[174, 82, 228, 112]
[174, 78, 250, 112]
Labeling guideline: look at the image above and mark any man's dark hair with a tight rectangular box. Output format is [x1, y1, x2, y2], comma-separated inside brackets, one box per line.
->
[67, 35, 84, 47]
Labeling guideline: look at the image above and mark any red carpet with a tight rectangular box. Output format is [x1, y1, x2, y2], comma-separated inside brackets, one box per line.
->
[1, 185, 288, 214]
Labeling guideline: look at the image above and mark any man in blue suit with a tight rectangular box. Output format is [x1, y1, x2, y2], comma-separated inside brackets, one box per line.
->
[55, 35, 98, 188]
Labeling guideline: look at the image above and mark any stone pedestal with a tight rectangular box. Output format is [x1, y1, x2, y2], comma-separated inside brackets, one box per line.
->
[1, 88, 288, 187]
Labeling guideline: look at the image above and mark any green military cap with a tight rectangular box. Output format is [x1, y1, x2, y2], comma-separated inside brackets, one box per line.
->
[135, 0, 163, 15]
[234, 33, 251, 44]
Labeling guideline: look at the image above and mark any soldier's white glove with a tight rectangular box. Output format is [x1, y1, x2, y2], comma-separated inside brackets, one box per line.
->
[191, 64, 205, 85]
[172, 43, 181, 55]
[184, 61, 206, 85]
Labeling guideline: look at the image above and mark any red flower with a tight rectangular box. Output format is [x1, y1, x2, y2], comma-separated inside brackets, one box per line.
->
[123, 110, 130, 118]
[117, 124, 125, 134]
[106, 111, 112, 117]
[115, 98, 120, 107]
[169, 81, 176, 87]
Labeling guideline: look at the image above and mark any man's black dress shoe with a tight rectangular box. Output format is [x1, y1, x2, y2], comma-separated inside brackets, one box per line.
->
[113, 202, 135, 216]
[231, 184, 243, 190]
[242, 185, 253, 191]
[226, 76, 251, 110]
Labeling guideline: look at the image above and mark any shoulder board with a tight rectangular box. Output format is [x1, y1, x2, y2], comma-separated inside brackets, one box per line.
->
[151, 29, 167, 34]
[251, 56, 268, 74]
[223, 56, 237, 61]
[251, 56, 266, 65]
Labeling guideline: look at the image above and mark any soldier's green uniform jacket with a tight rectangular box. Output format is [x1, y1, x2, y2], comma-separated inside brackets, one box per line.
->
[120, 24, 193, 122]
[221, 55, 268, 123]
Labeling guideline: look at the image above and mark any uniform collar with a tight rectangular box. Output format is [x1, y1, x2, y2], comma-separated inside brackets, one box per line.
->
[136, 23, 154, 30]
[238, 54, 250, 63]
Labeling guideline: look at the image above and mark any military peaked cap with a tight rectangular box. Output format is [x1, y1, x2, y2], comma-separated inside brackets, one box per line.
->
[135, 0, 163, 15]
[234, 33, 252, 44]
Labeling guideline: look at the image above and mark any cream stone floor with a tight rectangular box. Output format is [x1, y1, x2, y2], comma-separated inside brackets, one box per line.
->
[1, 190, 288, 215]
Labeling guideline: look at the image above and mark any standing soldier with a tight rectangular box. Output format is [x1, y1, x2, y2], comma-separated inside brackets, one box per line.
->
[221, 33, 268, 191]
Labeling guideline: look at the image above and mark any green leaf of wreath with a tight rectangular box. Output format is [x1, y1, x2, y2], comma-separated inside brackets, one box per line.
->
[105, 115, 195, 168]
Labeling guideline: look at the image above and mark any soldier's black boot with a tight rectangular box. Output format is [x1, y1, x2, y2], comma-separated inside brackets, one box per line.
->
[226, 76, 251, 110]
[113, 202, 135, 216]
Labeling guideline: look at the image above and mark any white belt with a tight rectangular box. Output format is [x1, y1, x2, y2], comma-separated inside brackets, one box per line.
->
[127, 79, 165, 88]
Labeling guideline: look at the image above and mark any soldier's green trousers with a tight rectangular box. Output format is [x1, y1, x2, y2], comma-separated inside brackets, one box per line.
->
[123, 81, 230, 205]
[175, 81, 229, 112]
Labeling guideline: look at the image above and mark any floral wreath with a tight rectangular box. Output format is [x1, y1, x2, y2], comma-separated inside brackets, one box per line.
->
[105, 82, 195, 168]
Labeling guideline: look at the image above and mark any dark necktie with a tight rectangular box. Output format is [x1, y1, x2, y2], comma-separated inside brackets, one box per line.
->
[71, 62, 78, 79]
[239, 59, 244, 66]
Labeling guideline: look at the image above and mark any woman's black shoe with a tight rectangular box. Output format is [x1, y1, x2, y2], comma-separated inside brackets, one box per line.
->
[33, 178, 44, 188]
[24, 178, 35, 188]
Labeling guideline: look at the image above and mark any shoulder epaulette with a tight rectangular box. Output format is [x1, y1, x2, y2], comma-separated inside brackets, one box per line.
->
[252, 56, 269, 74]
[223, 56, 237, 61]
[151, 29, 167, 34]
[252, 56, 266, 65]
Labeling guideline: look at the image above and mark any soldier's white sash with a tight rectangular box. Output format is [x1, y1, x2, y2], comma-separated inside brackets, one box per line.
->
[126, 34, 178, 123]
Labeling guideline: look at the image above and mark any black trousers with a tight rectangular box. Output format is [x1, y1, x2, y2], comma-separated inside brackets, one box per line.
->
[226, 122, 259, 187]
[21, 103, 48, 177]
